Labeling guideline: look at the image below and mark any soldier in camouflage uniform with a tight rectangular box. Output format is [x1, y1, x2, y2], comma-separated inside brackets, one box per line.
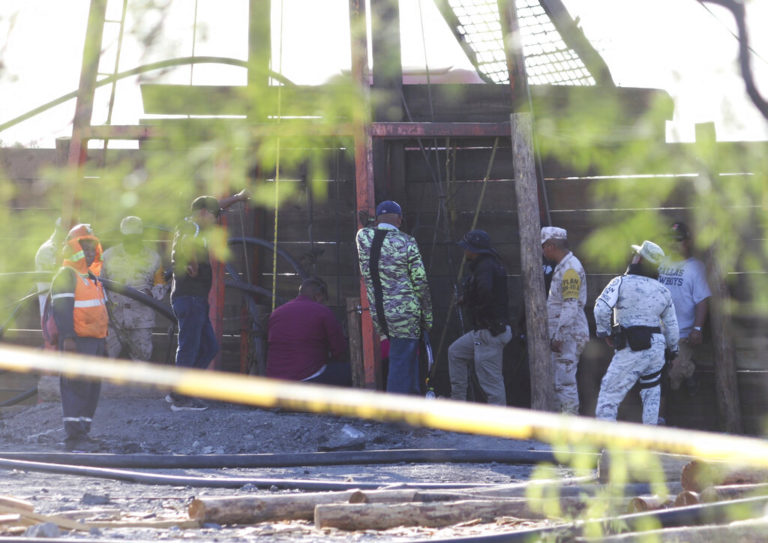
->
[541, 227, 589, 414]
[356, 200, 433, 394]
[101, 216, 167, 361]
[594, 240, 679, 425]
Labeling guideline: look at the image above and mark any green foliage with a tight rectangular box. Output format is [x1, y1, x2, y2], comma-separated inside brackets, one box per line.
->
[0, 2, 370, 333]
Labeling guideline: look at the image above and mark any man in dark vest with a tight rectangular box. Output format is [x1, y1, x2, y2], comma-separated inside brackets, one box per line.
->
[448, 229, 512, 405]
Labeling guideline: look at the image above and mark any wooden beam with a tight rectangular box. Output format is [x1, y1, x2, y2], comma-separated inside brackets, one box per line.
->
[65, 0, 107, 221]
[695, 122, 742, 434]
[497, 0, 528, 112]
[83, 122, 512, 141]
[350, 0, 381, 390]
[511, 113, 553, 411]
[248, 0, 271, 91]
[371, 122, 511, 138]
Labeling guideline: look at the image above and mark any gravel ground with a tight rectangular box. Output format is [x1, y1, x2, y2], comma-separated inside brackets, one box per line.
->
[0, 380, 567, 541]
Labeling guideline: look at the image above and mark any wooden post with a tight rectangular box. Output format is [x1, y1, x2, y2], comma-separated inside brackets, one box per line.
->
[695, 122, 742, 434]
[511, 113, 553, 411]
[706, 253, 742, 433]
[209, 158, 231, 370]
[247, 0, 271, 90]
[64, 0, 107, 222]
[370, 0, 406, 202]
[350, 0, 381, 389]
[346, 297, 366, 388]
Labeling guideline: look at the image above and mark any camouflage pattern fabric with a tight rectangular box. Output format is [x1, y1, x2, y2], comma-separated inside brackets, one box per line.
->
[101, 243, 167, 361]
[102, 243, 166, 328]
[106, 326, 154, 361]
[547, 251, 589, 414]
[595, 337, 667, 424]
[594, 273, 679, 425]
[552, 349, 580, 414]
[356, 224, 433, 339]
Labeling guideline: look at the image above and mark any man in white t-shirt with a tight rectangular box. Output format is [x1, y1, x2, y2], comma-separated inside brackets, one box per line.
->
[657, 222, 711, 392]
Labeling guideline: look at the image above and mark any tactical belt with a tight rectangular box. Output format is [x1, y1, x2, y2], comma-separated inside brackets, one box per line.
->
[629, 326, 661, 335]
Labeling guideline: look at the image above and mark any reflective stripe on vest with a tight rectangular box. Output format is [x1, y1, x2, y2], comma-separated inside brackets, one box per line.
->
[72, 271, 108, 338]
[74, 298, 105, 308]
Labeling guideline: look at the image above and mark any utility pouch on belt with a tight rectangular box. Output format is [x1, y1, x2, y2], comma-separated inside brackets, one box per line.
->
[611, 324, 627, 351]
[625, 326, 661, 351]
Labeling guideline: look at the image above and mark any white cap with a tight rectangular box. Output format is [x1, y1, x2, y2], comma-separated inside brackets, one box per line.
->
[541, 226, 567, 245]
[120, 216, 143, 235]
[631, 240, 665, 265]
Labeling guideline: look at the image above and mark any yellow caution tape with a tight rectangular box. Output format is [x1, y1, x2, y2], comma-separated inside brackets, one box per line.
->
[2, 344, 767, 468]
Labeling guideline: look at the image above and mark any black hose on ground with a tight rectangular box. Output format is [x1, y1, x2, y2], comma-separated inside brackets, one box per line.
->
[0, 387, 37, 408]
[0, 457, 493, 491]
[0, 448, 563, 469]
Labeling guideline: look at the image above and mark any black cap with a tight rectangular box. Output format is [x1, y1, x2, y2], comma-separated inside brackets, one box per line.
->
[458, 229, 496, 255]
[191, 196, 221, 217]
[671, 221, 690, 241]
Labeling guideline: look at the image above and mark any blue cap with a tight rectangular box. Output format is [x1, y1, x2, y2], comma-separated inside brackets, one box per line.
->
[375, 200, 402, 216]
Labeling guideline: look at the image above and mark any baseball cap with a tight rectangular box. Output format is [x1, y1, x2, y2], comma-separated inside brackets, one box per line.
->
[541, 226, 567, 245]
[375, 200, 402, 216]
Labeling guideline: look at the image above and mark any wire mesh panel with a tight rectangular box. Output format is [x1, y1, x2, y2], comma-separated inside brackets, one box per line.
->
[447, 0, 596, 85]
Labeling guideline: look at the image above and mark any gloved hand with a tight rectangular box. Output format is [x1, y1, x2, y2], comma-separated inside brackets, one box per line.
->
[150, 284, 167, 300]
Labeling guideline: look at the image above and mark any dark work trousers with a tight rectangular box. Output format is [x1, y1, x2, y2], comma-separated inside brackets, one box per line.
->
[60, 337, 105, 439]
[172, 295, 218, 370]
[304, 362, 352, 387]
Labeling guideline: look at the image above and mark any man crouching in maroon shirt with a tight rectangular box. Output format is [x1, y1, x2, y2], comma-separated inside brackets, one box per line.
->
[266, 277, 351, 386]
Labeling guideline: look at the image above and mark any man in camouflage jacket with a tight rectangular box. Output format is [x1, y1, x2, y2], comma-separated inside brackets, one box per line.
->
[594, 240, 679, 425]
[541, 227, 589, 414]
[356, 200, 433, 394]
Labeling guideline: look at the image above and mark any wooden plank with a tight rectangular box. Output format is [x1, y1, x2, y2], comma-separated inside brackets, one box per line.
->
[513, 112, 552, 411]
[346, 298, 365, 388]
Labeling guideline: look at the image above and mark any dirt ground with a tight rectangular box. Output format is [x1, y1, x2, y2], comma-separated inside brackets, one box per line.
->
[0, 378, 566, 541]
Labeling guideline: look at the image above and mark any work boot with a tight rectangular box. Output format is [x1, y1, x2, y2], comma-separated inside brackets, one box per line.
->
[63, 435, 104, 452]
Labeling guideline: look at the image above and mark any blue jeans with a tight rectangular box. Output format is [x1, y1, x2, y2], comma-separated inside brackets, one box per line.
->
[305, 362, 352, 387]
[172, 295, 218, 370]
[387, 337, 420, 394]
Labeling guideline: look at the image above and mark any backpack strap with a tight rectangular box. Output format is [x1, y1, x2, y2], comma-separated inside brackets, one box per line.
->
[369, 229, 389, 337]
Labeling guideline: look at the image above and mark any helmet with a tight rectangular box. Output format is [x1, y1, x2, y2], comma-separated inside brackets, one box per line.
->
[62, 223, 102, 272]
[66, 223, 96, 242]
[120, 216, 143, 235]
